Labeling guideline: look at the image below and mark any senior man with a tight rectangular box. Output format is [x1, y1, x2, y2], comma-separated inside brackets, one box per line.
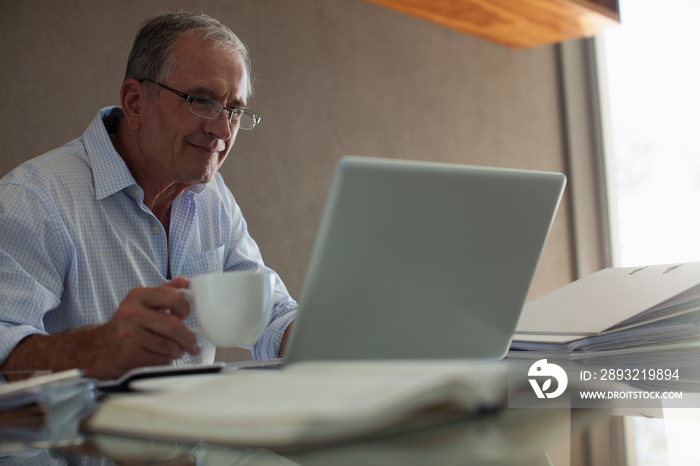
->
[0, 12, 297, 380]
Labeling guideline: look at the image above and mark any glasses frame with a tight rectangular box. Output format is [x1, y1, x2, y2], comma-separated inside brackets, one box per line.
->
[140, 78, 261, 130]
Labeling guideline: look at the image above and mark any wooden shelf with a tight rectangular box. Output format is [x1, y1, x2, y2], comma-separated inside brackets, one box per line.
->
[361, 0, 620, 49]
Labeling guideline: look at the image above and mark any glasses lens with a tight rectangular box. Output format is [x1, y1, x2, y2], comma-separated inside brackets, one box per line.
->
[237, 111, 258, 130]
[189, 97, 259, 130]
[190, 97, 222, 120]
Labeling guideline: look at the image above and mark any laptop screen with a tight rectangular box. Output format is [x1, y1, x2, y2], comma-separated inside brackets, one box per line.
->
[284, 156, 566, 363]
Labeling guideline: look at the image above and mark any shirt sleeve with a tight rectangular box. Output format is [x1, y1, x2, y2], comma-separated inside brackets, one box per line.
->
[218, 181, 297, 360]
[0, 183, 67, 364]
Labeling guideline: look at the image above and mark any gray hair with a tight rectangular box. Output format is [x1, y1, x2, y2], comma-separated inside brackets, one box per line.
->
[124, 12, 253, 99]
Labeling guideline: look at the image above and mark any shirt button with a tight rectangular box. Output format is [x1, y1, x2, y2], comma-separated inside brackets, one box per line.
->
[133, 188, 141, 197]
[151, 226, 160, 234]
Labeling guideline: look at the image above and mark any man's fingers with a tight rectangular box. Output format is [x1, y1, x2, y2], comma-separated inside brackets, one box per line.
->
[139, 308, 200, 355]
[116, 289, 200, 355]
[164, 276, 189, 290]
[128, 325, 189, 359]
[124, 286, 191, 319]
[94, 321, 175, 378]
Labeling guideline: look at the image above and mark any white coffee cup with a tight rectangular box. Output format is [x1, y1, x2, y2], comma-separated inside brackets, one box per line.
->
[183, 271, 275, 347]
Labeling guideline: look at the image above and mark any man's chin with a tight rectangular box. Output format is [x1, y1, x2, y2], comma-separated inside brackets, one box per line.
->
[193, 173, 216, 185]
[188, 163, 220, 185]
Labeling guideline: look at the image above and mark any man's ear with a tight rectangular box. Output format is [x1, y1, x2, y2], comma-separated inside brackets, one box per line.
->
[120, 78, 144, 131]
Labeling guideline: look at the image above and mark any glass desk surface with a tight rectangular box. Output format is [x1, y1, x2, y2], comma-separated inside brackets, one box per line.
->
[0, 399, 610, 466]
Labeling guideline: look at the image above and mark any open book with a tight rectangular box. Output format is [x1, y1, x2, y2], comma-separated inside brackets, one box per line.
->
[512, 262, 700, 355]
[87, 361, 508, 449]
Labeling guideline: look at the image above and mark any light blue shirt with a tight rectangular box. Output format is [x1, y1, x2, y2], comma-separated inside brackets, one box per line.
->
[0, 107, 296, 365]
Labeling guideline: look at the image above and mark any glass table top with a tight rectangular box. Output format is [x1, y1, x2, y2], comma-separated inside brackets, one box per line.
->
[0, 399, 610, 466]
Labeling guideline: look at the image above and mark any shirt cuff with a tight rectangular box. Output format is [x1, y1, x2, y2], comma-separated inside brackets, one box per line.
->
[250, 310, 296, 360]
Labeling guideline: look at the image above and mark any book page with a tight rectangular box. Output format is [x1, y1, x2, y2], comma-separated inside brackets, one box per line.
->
[515, 262, 700, 335]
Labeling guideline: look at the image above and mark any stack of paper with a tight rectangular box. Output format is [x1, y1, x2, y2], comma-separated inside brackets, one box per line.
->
[0, 369, 95, 445]
[512, 262, 700, 356]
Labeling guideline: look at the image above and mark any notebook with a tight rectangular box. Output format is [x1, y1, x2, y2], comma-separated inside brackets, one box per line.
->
[283, 156, 566, 363]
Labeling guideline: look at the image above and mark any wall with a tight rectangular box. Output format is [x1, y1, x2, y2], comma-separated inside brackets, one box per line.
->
[0, 0, 578, 359]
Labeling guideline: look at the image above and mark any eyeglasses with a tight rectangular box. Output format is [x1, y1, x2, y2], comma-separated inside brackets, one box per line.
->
[141, 78, 261, 130]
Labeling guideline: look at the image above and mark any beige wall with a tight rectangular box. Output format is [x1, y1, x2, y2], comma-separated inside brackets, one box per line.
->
[0, 0, 578, 331]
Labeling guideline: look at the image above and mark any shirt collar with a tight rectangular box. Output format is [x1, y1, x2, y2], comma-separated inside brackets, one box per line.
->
[83, 107, 207, 200]
[83, 107, 139, 201]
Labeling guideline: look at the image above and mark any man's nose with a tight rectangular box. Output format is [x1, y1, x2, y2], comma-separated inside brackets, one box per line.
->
[205, 110, 234, 140]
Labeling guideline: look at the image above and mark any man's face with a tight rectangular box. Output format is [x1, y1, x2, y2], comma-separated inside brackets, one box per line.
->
[137, 35, 250, 188]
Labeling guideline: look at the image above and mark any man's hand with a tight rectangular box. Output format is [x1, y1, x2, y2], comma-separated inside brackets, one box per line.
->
[84, 276, 201, 379]
[0, 277, 201, 380]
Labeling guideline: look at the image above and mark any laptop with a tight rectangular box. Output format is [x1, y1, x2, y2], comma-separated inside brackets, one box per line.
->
[283, 156, 566, 363]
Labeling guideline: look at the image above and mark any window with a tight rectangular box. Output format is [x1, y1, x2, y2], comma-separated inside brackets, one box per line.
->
[604, 0, 700, 267]
[601, 0, 700, 464]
